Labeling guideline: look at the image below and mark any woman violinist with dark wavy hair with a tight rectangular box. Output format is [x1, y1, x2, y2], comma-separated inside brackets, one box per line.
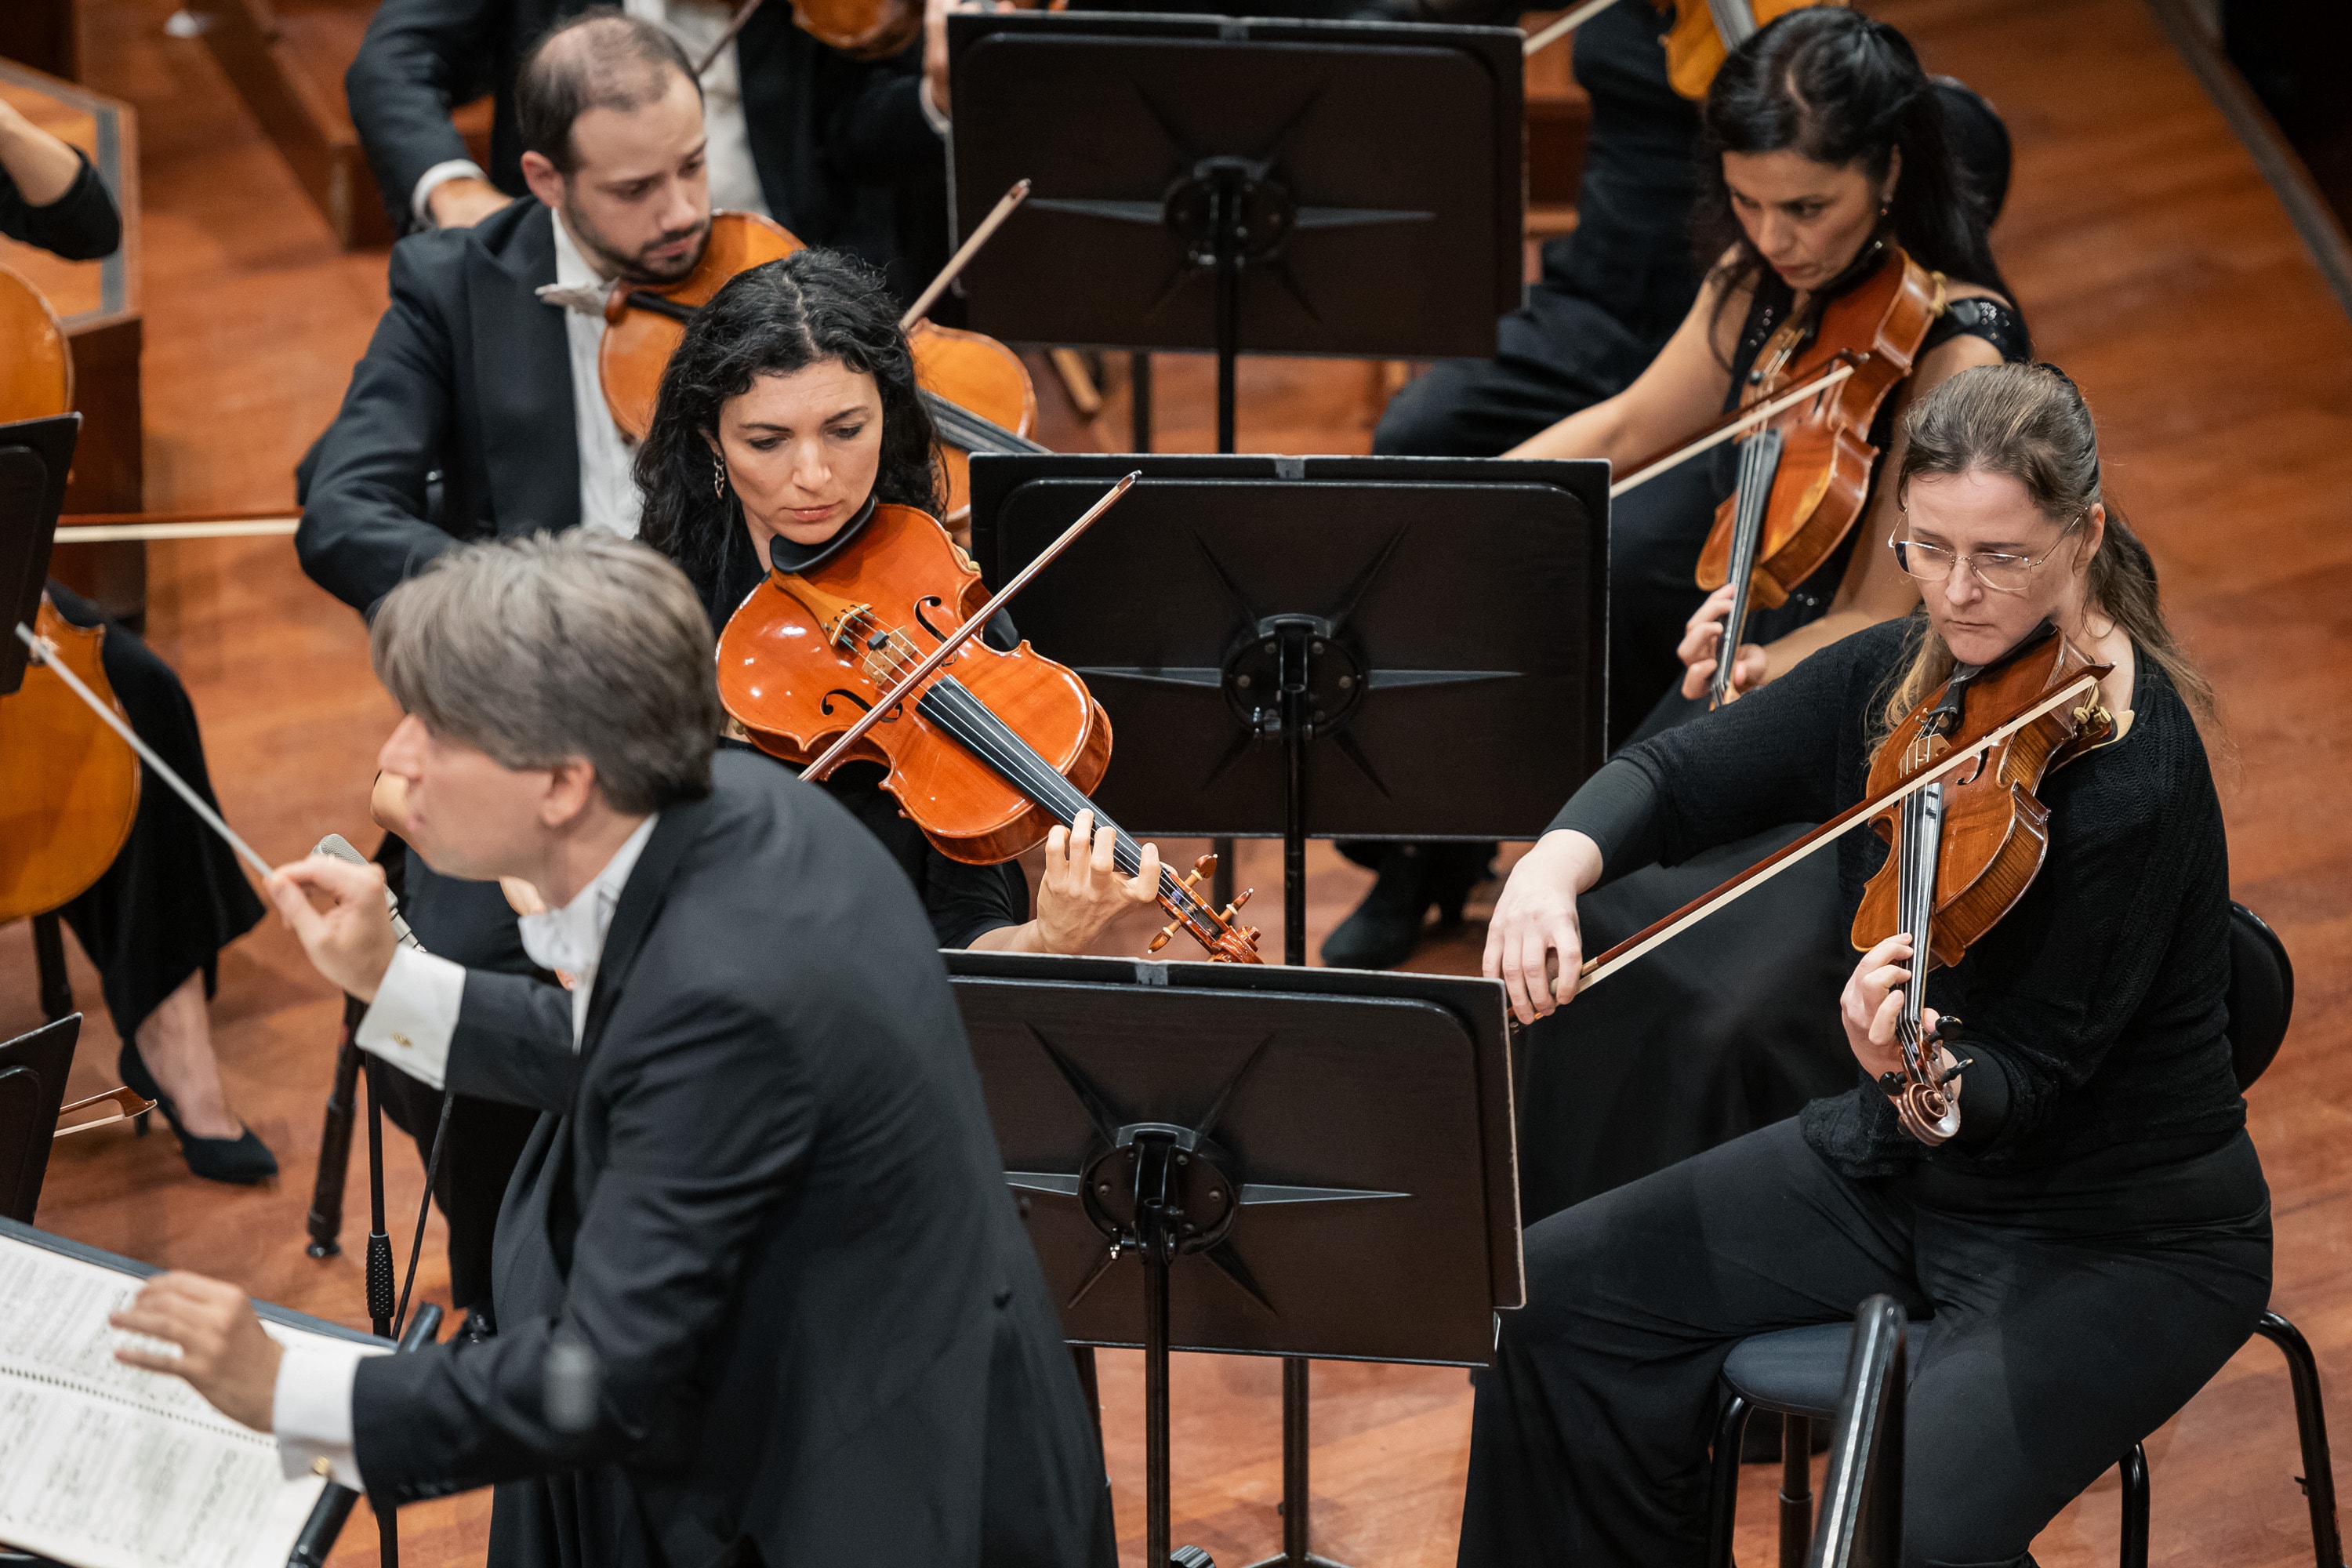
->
[634, 246, 1159, 956]
[1511, 7, 2031, 746]
[1464, 362, 2268, 1567]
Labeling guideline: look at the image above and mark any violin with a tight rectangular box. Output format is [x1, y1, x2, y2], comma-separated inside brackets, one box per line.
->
[1692, 241, 1946, 706]
[600, 210, 806, 445]
[716, 502, 1263, 962]
[1655, 0, 1843, 100]
[690, 0, 919, 71]
[1, 268, 144, 929]
[597, 209, 1049, 528]
[1849, 622, 2114, 1142]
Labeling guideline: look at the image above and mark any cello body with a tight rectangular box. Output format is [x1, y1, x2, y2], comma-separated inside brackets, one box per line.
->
[0, 597, 141, 924]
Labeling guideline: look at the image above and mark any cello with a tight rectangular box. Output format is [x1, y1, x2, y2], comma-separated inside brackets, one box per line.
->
[0, 266, 142, 931]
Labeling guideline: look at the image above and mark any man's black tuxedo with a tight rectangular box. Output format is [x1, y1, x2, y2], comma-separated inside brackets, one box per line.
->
[343, 0, 948, 296]
[349, 753, 1111, 1568]
[297, 198, 575, 619]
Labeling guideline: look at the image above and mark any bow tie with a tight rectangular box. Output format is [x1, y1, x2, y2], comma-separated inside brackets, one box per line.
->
[535, 280, 613, 318]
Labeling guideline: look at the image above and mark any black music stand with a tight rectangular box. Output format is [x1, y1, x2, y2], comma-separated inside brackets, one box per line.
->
[948, 949, 1522, 1568]
[0, 1017, 78, 1223]
[945, 10, 1522, 452]
[0, 414, 85, 1025]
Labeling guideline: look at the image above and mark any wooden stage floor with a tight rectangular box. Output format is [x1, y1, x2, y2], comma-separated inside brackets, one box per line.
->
[5, 0, 2351, 1563]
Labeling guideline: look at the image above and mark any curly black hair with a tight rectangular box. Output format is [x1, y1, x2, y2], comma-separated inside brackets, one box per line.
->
[1694, 9, 2013, 331]
[635, 248, 943, 608]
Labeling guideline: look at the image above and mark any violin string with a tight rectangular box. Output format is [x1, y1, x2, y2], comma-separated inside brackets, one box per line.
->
[837, 611, 1218, 931]
[1714, 430, 1779, 706]
[919, 389, 1051, 456]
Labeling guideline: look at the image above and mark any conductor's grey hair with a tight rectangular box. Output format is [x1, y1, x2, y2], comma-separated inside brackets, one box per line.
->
[371, 531, 720, 814]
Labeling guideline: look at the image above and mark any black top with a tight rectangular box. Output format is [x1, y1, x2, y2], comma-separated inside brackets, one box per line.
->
[0, 149, 120, 261]
[701, 518, 1026, 949]
[1711, 271, 2034, 644]
[1537, 0, 1704, 344]
[1550, 616, 2243, 1179]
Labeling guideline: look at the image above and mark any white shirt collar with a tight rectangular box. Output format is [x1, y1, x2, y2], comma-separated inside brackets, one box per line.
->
[516, 814, 660, 1000]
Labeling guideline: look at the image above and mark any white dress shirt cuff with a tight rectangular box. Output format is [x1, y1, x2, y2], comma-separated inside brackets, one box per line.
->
[273, 1338, 374, 1490]
[919, 77, 951, 138]
[355, 946, 466, 1092]
[412, 158, 491, 228]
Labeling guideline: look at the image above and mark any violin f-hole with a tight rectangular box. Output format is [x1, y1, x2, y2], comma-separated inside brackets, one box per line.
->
[913, 594, 954, 644]
[820, 688, 902, 724]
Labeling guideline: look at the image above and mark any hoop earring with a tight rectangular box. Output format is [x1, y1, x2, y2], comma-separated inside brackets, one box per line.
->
[712, 451, 728, 499]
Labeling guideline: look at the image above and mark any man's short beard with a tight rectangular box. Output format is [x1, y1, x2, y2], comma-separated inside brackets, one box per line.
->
[561, 191, 707, 286]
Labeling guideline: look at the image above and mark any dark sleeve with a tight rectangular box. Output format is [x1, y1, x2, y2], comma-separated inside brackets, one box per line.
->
[296, 236, 464, 616]
[354, 993, 811, 1490]
[0, 151, 121, 261]
[1544, 759, 1665, 886]
[1597, 630, 1871, 867]
[925, 851, 1025, 949]
[822, 53, 941, 186]
[345, 0, 499, 234]
[442, 970, 580, 1113]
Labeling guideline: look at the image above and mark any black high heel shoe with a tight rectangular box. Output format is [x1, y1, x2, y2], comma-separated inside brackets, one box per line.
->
[118, 1042, 279, 1185]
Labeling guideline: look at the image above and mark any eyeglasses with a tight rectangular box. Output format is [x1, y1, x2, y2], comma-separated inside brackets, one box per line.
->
[1888, 516, 2081, 595]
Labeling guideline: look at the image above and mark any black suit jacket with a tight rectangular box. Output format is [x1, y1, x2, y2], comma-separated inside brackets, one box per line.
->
[343, 0, 946, 294]
[296, 199, 577, 616]
[349, 753, 1111, 1568]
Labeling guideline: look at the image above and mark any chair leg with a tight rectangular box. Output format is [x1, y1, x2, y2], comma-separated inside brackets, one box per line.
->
[31, 913, 73, 1022]
[1708, 1396, 1752, 1568]
[1780, 1414, 1813, 1568]
[2118, 1442, 2149, 1568]
[2253, 1311, 2347, 1568]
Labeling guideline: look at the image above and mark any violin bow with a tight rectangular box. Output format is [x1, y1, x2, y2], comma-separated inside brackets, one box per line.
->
[1572, 670, 2102, 992]
[49, 506, 299, 543]
[796, 470, 1141, 781]
[899, 179, 1033, 328]
[1607, 358, 1856, 499]
[695, 0, 769, 78]
[1522, 0, 1629, 57]
[13, 620, 278, 883]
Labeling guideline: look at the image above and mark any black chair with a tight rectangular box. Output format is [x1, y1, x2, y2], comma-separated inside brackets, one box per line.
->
[1706, 902, 2343, 1568]
[0, 1013, 80, 1222]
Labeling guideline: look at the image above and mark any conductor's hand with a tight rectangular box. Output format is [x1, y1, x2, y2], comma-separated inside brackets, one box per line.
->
[111, 1272, 281, 1433]
[1678, 583, 1767, 702]
[266, 854, 399, 1004]
[1033, 809, 1160, 955]
[1482, 829, 1603, 1025]
[1842, 932, 1940, 1082]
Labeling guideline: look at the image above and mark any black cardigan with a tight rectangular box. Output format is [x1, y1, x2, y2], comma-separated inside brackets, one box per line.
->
[1, 149, 119, 261]
[1551, 616, 2245, 1178]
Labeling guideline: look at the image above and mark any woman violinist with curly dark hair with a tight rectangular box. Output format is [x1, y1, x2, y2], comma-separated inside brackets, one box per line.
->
[634, 247, 1156, 956]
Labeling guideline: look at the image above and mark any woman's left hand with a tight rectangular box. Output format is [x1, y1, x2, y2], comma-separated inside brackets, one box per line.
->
[1032, 809, 1161, 955]
[1840, 933, 1939, 1081]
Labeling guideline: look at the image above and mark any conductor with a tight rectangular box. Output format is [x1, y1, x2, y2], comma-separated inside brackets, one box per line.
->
[108, 531, 1112, 1568]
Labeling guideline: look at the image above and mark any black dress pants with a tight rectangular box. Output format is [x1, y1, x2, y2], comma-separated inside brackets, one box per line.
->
[1460, 1119, 2271, 1568]
[45, 583, 264, 1040]
[374, 850, 545, 1312]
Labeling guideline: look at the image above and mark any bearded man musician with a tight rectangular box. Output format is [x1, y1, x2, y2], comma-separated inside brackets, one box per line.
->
[113, 530, 1114, 1568]
[349, 0, 952, 300]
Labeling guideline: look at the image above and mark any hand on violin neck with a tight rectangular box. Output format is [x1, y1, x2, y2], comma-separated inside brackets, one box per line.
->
[1842, 931, 1938, 1083]
[971, 810, 1160, 957]
[266, 854, 401, 1004]
[1483, 829, 1602, 1026]
[1677, 583, 1766, 703]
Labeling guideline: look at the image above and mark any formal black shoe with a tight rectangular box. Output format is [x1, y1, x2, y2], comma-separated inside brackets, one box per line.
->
[118, 1042, 280, 1185]
[1319, 842, 1494, 970]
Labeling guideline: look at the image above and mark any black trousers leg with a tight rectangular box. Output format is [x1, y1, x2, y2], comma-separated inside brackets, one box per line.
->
[383, 849, 545, 1312]
[43, 583, 264, 1040]
[1372, 284, 1657, 459]
[1459, 1121, 2272, 1568]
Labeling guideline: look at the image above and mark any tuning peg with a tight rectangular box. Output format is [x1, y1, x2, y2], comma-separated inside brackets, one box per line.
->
[1194, 852, 1218, 877]
[1149, 920, 1179, 953]
[1232, 887, 1253, 909]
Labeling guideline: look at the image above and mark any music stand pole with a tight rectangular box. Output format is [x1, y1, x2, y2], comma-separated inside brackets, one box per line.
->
[361, 1055, 399, 1568]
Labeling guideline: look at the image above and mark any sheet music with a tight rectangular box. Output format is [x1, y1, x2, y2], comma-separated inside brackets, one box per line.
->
[0, 1236, 370, 1568]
